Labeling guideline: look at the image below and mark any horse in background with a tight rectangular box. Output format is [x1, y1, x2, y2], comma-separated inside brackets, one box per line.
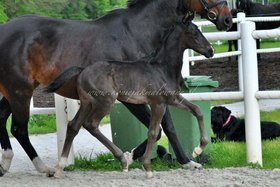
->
[227, 0, 280, 61]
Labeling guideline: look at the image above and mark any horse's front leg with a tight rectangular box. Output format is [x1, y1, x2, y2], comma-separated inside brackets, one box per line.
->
[0, 97, 13, 176]
[143, 104, 166, 178]
[55, 103, 90, 178]
[168, 95, 208, 158]
[9, 93, 55, 177]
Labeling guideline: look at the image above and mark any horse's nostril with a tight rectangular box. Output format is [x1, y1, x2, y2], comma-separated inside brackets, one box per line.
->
[224, 17, 232, 26]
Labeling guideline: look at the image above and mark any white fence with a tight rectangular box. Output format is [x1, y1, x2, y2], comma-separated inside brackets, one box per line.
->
[31, 13, 280, 166]
[183, 13, 280, 166]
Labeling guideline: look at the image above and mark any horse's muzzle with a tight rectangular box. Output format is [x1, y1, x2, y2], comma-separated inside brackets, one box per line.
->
[217, 15, 233, 31]
[204, 47, 215, 58]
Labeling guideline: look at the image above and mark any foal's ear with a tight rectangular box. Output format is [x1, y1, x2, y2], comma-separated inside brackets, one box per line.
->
[182, 12, 194, 25]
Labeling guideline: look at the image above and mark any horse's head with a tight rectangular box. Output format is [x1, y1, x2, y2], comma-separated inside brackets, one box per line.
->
[236, 0, 249, 13]
[180, 21, 214, 58]
[179, 0, 233, 31]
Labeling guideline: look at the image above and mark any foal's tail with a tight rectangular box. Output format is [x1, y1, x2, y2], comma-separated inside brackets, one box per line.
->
[44, 66, 84, 93]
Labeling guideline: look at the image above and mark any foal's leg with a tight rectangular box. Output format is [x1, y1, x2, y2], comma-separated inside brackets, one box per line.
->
[0, 97, 13, 176]
[9, 92, 54, 176]
[121, 102, 162, 162]
[122, 103, 200, 169]
[55, 103, 91, 178]
[168, 95, 208, 158]
[83, 100, 128, 171]
[143, 104, 166, 178]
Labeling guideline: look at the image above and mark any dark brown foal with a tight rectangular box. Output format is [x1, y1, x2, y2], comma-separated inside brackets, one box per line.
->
[47, 21, 214, 178]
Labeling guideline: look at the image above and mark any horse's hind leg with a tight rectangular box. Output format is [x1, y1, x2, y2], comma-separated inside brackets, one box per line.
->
[168, 95, 208, 158]
[0, 97, 13, 176]
[9, 92, 54, 176]
[161, 107, 202, 169]
[143, 104, 166, 178]
[83, 100, 128, 172]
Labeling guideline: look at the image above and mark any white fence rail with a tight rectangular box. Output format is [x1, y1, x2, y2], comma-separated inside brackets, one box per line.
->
[32, 13, 280, 166]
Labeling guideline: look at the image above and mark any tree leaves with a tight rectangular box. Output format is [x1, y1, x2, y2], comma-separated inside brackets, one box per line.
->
[0, 0, 127, 22]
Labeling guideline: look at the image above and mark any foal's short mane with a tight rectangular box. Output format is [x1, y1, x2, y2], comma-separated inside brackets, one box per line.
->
[147, 24, 177, 64]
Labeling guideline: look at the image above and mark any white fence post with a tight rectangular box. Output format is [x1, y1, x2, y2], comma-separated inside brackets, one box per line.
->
[241, 21, 263, 166]
[54, 94, 75, 165]
[237, 13, 245, 91]
[182, 50, 190, 77]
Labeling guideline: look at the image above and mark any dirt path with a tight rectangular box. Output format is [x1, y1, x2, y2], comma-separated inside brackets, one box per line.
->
[1, 167, 279, 187]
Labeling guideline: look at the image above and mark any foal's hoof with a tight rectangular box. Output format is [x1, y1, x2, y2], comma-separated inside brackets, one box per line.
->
[182, 161, 202, 170]
[145, 171, 154, 179]
[192, 147, 203, 158]
[123, 151, 134, 167]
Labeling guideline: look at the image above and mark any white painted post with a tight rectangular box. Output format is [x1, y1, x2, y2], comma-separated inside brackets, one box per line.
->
[66, 99, 80, 122]
[30, 97, 34, 110]
[237, 13, 246, 91]
[241, 21, 263, 166]
[181, 50, 190, 77]
[54, 94, 75, 165]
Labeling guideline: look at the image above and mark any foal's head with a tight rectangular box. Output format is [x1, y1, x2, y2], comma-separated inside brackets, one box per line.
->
[180, 22, 214, 58]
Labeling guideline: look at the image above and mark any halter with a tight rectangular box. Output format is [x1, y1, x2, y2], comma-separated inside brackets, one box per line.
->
[199, 0, 228, 21]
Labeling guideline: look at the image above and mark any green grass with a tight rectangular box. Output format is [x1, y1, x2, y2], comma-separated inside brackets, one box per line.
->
[205, 138, 280, 169]
[211, 40, 280, 53]
[5, 113, 110, 137]
[210, 99, 241, 106]
[65, 153, 180, 172]
[6, 114, 57, 136]
[261, 109, 280, 124]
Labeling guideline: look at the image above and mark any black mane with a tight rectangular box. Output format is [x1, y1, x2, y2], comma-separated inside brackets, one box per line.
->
[127, 0, 154, 8]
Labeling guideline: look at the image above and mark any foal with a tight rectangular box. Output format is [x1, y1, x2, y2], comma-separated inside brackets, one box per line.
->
[47, 21, 214, 178]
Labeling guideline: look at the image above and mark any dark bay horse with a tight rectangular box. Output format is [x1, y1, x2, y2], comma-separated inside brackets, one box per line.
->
[0, 0, 232, 176]
[228, 0, 280, 60]
[45, 20, 214, 178]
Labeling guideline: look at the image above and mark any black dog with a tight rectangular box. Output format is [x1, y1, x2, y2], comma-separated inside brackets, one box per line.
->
[211, 106, 280, 142]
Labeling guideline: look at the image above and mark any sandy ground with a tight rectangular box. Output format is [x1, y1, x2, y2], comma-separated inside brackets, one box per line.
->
[0, 167, 279, 187]
[1, 119, 280, 186]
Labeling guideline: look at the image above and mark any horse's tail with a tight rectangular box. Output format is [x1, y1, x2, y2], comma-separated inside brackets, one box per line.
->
[44, 66, 84, 93]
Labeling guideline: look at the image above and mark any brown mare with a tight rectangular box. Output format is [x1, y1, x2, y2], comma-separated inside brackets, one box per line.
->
[46, 20, 214, 178]
[0, 0, 231, 176]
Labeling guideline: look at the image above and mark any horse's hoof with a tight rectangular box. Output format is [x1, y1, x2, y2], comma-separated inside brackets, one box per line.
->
[0, 165, 7, 177]
[182, 161, 202, 170]
[46, 168, 56, 177]
[192, 147, 203, 158]
[122, 168, 128, 172]
[145, 171, 153, 179]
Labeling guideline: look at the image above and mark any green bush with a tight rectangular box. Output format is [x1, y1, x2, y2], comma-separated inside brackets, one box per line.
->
[1, 0, 127, 20]
[0, 2, 8, 23]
